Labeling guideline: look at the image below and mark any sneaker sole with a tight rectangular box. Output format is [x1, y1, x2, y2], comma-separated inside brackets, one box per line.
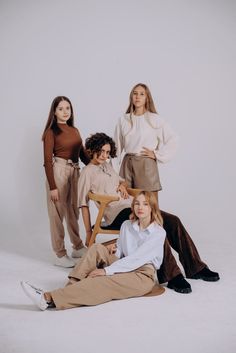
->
[20, 281, 48, 310]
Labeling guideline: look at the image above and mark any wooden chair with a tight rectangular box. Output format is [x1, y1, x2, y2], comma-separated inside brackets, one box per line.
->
[88, 188, 140, 246]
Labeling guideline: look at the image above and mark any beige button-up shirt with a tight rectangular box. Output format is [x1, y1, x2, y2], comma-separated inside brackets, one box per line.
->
[77, 162, 132, 225]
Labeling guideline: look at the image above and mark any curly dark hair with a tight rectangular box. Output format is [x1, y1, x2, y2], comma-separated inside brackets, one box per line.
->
[85, 133, 117, 159]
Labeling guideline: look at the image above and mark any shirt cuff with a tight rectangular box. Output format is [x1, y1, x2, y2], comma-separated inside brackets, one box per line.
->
[104, 266, 114, 276]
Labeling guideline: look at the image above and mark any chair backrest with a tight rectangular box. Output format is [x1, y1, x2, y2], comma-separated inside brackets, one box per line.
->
[88, 188, 141, 246]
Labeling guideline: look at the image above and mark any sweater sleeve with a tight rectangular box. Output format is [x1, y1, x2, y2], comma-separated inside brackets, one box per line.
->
[43, 129, 57, 190]
[77, 167, 91, 207]
[104, 223, 166, 275]
[154, 121, 179, 163]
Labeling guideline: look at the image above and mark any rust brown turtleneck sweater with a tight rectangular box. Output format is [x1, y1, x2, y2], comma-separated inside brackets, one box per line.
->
[43, 124, 90, 190]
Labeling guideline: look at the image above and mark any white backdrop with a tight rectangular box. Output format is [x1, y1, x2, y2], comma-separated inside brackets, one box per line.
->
[0, 0, 235, 257]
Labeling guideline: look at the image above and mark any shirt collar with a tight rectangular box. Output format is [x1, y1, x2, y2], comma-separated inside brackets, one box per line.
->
[90, 161, 110, 173]
[132, 220, 156, 234]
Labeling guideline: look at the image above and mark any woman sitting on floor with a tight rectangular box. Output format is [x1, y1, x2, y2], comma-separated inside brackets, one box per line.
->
[21, 191, 166, 310]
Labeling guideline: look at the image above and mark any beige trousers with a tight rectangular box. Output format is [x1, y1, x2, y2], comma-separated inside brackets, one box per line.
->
[46, 157, 83, 257]
[50, 244, 157, 309]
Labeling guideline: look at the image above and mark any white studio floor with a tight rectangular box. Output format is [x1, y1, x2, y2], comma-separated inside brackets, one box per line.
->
[0, 230, 236, 353]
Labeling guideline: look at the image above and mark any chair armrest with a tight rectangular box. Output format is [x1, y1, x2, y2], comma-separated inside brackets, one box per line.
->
[127, 188, 141, 197]
[88, 192, 119, 204]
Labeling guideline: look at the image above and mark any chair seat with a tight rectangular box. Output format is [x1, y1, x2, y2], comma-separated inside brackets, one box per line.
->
[95, 233, 119, 244]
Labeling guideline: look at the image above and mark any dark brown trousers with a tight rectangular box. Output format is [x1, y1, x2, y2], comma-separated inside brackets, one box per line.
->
[105, 208, 207, 284]
[157, 211, 206, 283]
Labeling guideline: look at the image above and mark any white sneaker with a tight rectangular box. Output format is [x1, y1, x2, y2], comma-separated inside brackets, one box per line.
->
[21, 281, 48, 311]
[71, 246, 88, 258]
[54, 255, 75, 268]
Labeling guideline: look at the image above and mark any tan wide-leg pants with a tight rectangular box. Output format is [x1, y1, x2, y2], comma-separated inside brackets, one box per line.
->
[46, 157, 83, 257]
[50, 244, 157, 309]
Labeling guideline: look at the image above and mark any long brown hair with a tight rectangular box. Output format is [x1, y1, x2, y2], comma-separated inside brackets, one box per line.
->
[126, 83, 158, 115]
[130, 190, 163, 226]
[42, 96, 75, 140]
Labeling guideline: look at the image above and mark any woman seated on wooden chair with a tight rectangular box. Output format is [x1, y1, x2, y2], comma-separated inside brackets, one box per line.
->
[78, 132, 134, 247]
[21, 191, 166, 310]
[77, 133, 219, 295]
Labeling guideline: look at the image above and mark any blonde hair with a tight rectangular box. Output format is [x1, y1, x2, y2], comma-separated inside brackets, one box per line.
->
[126, 83, 157, 115]
[125, 83, 158, 131]
[130, 191, 163, 226]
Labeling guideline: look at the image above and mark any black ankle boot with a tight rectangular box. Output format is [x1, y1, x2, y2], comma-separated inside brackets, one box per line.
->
[167, 274, 192, 294]
[190, 267, 220, 282]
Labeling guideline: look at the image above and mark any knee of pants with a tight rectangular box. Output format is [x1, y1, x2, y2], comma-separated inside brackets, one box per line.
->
[89, 243, 106, 253]
[163, 212, 181, 227]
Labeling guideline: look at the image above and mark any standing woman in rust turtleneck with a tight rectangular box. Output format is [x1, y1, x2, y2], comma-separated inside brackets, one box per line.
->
[42, 96, 90, 268]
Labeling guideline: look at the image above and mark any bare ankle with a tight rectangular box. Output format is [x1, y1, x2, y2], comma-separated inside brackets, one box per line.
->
[44, 292, 52, 302]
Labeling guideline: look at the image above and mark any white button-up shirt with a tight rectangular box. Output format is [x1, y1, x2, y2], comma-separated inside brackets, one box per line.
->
[105, 220, 166, 275]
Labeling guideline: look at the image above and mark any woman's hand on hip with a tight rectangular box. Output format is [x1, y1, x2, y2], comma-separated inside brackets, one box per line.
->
[140, 147, 156, 160]
[50, 189, 59, 202]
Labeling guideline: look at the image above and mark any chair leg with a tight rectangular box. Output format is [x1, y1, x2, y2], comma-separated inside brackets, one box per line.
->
[89, 229, 99, 246]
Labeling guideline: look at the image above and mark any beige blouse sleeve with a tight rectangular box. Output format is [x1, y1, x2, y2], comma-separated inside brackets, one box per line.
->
[77, 166, 91, 208]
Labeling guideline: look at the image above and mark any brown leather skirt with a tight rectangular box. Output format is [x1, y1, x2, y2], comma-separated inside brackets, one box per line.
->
[119, 154, 162, 191]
